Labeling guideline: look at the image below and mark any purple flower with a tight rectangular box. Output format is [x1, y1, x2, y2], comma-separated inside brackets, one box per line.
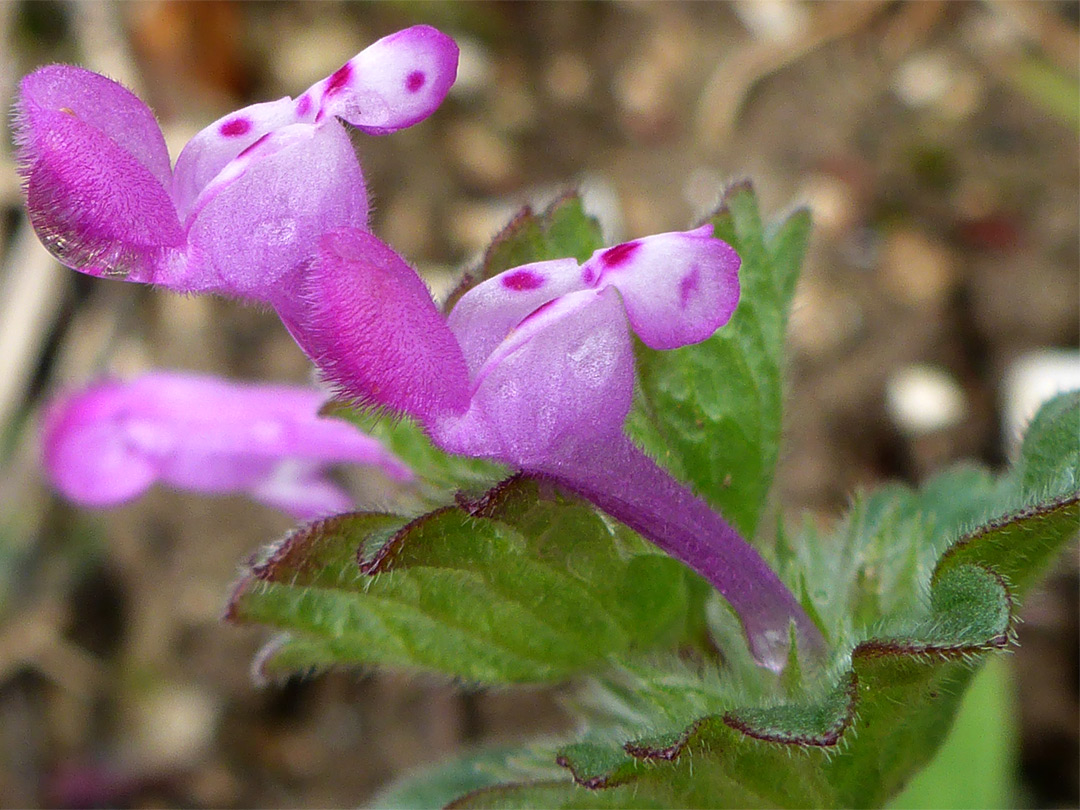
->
[42, 372, 412, 520]
[13, 25, 457, 316]
[297, 226, 824, 669]
[16, 24, 823, 667]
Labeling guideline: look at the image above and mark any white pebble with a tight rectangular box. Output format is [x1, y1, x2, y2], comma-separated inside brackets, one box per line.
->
[886, 364, 967, 436]
[893, 51, 955, 108]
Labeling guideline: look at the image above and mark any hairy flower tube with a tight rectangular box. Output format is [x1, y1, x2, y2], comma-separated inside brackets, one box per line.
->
[298, 226, 825, 670]
[13, 25, 456, 332]
[42, 372, 412, 520]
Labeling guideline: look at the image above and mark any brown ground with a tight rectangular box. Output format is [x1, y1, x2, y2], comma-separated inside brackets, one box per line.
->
[0, 2, 1076, 807]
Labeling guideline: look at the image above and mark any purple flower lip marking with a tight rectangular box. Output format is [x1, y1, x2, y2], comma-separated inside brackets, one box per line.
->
[219, 117, 252, 137]
[679, 264, 701, 308]
[298, 224, 824, 669]
[599, 239, 641, 268]
[41, 372, 412, 520]
[501, 269, 545, 291]
[323, 62, 354, 97]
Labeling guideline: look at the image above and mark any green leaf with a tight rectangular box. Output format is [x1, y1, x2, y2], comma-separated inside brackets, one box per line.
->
[444, 192, 605, 311]
[630, 181, 810, 538]
[779, 464, 1005, 647]
[888, 655, 1017, 810]
[450, 394, 1078, 807]
[1011, 390, 1079, 503]
[936, 392, 1080, 598]
[453, 562, 1009, 808]
[228, 477, 690, 684]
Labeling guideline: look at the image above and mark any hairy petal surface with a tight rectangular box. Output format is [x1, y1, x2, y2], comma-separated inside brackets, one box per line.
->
[447, 258, 585, 375]
[15, 66, 183, 282]
[41, 372, 410, 518]
[23, 115, 184, 282]
[582, 225, 741, 350]
[436, 287, 634, 468]
[306, 25, 459, 134]
[184, 121, 367, 298]
[17, 65, 172, 188]
[291, 229, 471, 426]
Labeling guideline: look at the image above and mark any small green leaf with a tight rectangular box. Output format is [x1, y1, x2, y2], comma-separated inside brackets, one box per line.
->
[555, 742, 640, 789]
[935, 495, 1078, 599]
[723, 672, 855, 746]
[630, 181, 810, 539]
[924, 564, 1012, 648]
[1011, 390, 1079, 502]
[454, 556, 1012, 808]
[228, 479, 689, 684]
[937, 392, 1080, 597]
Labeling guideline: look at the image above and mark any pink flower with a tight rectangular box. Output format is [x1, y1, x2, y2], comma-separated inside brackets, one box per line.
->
[295, 225, 823, 669]
[42, 372, 411, 520]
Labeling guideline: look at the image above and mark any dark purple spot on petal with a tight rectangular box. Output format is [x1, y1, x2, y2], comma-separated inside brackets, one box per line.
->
[600, 240, 641, 269]
[502, 269, 544, 291]
[295, 94, 312, 117]
[679, 265, 700, 308]
[219, 117, 252, 137]
[324, 63, 353, 98]
[406, 71, 426, 93]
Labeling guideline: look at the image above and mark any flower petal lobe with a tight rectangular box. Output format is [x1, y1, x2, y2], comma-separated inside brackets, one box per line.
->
[447, 258, 584, 375]
[582, 225, 741, 350]
[23, 108, 183, 281]
[172, 97, 299, 220]
[309, 25, 459, 134]
[437, 287, 634, 467]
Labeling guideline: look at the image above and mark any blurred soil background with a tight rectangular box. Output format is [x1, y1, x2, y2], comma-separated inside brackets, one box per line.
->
[0, 1, 1076, 807]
